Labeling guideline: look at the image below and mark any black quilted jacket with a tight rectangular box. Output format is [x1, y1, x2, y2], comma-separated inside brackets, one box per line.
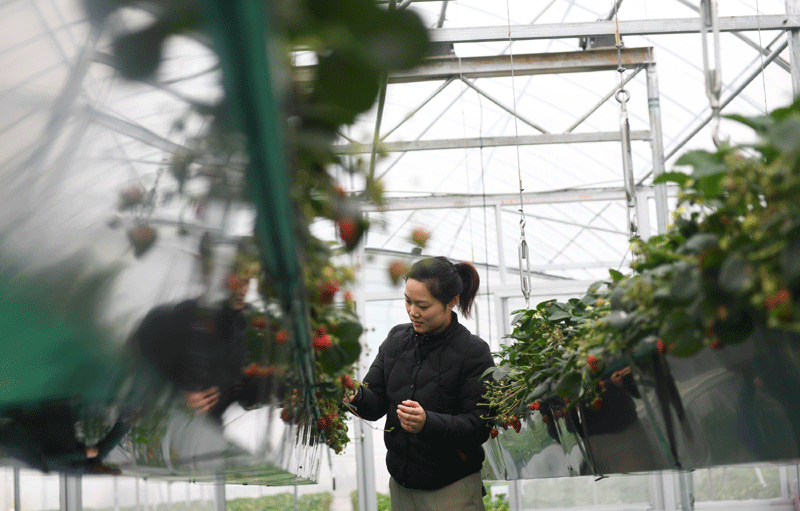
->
[352, 312, 495, 490]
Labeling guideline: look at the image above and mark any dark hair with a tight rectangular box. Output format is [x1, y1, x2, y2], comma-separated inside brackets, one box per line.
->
[407, 256, 480, 318]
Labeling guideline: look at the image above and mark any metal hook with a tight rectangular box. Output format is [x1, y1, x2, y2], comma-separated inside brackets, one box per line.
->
[700, 0, 726, 147]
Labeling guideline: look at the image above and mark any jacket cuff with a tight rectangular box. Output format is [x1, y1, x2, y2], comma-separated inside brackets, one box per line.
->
[419, 410, 446, 437]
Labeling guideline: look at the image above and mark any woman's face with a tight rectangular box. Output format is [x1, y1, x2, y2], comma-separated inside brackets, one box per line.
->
[404, 278, 456, 334]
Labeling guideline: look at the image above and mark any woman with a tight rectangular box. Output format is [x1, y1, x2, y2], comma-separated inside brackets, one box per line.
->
[346, 256, 495, 510]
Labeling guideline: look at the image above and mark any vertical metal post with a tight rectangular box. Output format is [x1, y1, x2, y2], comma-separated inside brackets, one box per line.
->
[646, 61, 670, 234]
[677, 471, 694, 510]
[59, 474, 82, 511]
[635, 194, 652, 242]
[113, 476, 120, 511]
[214, 473, 226, 511]
[780, 465, 790, 499]
[662, 471, 677, 511]
[648, 471, 666, 510]
[355, 243, 378, 511]
[508, 480, 522, 511]
[13, 467, 20, 511]
[787, 0, 800, 95]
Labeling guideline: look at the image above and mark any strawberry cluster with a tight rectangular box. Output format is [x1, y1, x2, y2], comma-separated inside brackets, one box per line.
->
[313, 327, 332, 351]
[280, 387, 351, 454]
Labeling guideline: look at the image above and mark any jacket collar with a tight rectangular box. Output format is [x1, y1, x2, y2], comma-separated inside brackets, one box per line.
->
[413, 311, 459, 344]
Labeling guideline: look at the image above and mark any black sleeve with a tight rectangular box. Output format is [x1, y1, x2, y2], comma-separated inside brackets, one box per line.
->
[418, 339, 494, 444]
[351, 336, 393, 421]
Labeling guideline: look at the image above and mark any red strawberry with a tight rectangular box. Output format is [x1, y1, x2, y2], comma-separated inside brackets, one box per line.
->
[313, 330, 332, 351]
[542, 415, 550, 423]
[243, 363, 259, 378]
[127, 225, 157, 257]
[587, 355, 599, 372]
[410, 227, 431, 248]
[592, 397, 603, 410]
[340, 375, 354, 390]
[319, 279, 339, 305]
[388, 260, 409, 286]
[251, 317, 266, 329]
[337, 218, 359, 247]
[275, 329, 289, 344]
[657, 338, 667, 355]
[710, 338, 721, 350]
[226, 275, 243, 289]
[766, 288, 792, 318]
[315, 391, 322, 399]
[119, 185, 145, 209]
[511, 416, 521, 433]
[490, 428, 498, 439]
[343, 291, 355, 304]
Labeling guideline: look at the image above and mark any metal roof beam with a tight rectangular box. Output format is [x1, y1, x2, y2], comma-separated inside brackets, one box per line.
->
[401, 47, 651, 82]
[293, 47, 653, 84]
[359, 185, 678, 212]
[428, 15, 800, 44]
[333, 130, 650, 154]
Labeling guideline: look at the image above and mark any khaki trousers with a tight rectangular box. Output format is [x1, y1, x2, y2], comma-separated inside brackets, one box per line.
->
[389, 472, 486, 511]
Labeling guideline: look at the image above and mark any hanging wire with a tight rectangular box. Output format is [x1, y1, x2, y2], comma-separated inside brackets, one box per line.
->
[700, 0, 727, 147]
[614, 6, 639, 241]
[505, 0, 531, 308]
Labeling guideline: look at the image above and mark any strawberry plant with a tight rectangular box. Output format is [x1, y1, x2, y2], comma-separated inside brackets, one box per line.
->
[486, 97, 800, 427]
[84, 0, 430, 456]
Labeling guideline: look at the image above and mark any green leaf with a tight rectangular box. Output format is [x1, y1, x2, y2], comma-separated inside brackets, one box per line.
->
[528, 381, 551, 401]
[680, 233, 720, 255]
[669, 261, 701, 304]
[601, 311, 634, 330]
[329, 317, 363, 343]
[726, 113, 773, 135]
[696, 172, 727, 198]
[608, 269, 624, 283]
[112, 22, 168, 80]
[781, 236, 800, 289]
[317, 344, 349, 374]
[545, 303, 571, 322]
[654, 171, 691, 186]
[766, 116, 800, 154]
[362, 9, 430, 70]
[715, 306, 754, 345]
[718, 253, 755, 295]
[674, 150, 725, 175]
[311, 50, 381, 124]
[554, 371, 583, 400]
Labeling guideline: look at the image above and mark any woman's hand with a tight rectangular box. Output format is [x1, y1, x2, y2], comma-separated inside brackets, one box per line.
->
[397, 400, 427, 433]
[185, 387, 220, 413]
[343, 387, 360, 405]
